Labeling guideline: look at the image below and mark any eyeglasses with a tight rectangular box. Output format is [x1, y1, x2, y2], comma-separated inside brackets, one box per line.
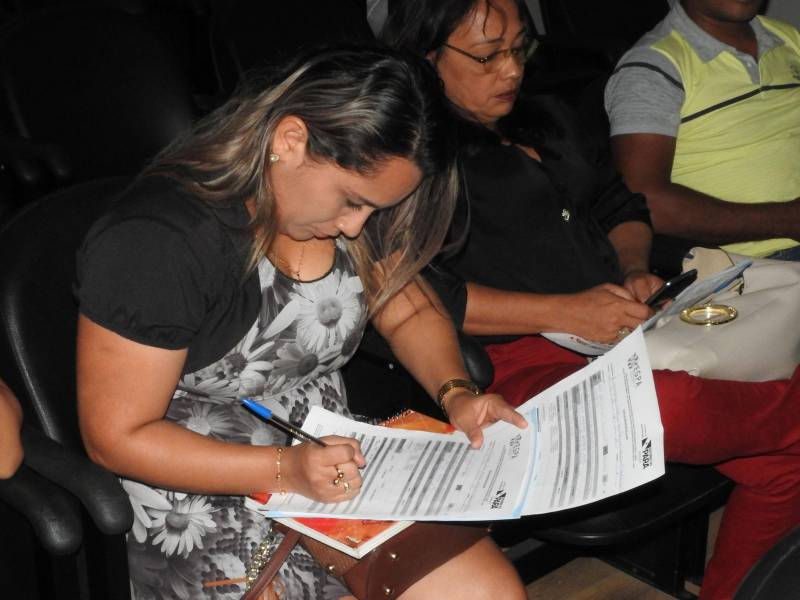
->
[442, 38, 538, 73]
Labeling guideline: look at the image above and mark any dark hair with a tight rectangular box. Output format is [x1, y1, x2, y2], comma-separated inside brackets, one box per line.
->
[381, 0, 567, 153]
[380, 0, 530, 61]
[144, 45, 458, 314]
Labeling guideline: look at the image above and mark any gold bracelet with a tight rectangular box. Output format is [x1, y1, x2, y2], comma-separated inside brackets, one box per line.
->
[275, 447, 286, 496]
[436, 378, 480, 417]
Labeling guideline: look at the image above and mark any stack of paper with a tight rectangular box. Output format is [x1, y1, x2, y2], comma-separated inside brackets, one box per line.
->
[254, 330, 664, 522]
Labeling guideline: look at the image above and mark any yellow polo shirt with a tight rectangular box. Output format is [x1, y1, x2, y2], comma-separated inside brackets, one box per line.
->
[652, 17, 800, 256]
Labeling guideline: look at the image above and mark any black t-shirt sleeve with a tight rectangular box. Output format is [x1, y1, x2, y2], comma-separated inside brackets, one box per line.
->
[77, 214, 212, 350]
[591, 174, 652, 234]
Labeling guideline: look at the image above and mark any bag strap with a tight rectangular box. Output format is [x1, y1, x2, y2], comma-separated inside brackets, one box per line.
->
[242, 529, 301, 600]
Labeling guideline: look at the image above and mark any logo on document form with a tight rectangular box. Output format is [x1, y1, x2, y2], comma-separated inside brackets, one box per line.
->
[641, 437, 653, 469]
[491, 487, 507, 509]
[627, 352, 643, 387]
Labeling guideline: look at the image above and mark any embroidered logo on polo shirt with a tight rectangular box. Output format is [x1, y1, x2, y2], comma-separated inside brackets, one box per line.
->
[561, 208, 571, 222]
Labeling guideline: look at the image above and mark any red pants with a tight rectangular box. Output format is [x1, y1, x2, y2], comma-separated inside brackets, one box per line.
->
[486, 336, 800, 600]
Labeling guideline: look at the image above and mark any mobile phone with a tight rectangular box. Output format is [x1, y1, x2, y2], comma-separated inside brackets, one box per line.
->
[645, 269, 698, 308]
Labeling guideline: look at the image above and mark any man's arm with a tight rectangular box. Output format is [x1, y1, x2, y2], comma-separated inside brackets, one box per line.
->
[612, 133, 800, 245]
[606, 45, 800, 244]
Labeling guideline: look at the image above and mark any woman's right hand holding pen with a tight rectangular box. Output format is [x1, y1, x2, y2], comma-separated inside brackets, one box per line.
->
[280, 436, 366, 503]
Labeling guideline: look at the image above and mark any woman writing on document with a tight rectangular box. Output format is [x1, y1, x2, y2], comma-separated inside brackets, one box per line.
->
[382, 1, 800, 598]
[76, 47, 525, 600]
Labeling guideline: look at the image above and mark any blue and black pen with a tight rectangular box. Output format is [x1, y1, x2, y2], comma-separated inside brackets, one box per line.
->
[241, 398, 327, 447]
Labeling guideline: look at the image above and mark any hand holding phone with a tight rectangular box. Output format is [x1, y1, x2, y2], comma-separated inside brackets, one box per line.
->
[645, 269, 698, 309]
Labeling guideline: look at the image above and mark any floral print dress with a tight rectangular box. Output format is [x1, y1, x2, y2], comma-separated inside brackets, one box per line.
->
[124, 241, 367, 600]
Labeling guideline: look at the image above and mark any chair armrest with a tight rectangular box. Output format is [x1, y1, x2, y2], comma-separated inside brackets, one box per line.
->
[21, 428, 133, 535]
[535, 34, 629, 67]
[0, 463, 83, 555]
[0, 134, 71, 189]
[458, 332, 494, 390]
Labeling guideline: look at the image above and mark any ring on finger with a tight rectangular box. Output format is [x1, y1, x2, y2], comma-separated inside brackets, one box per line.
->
[617, 326, 632, 339]
[343, 481, 350, 492]
[332, 466, 345, 486]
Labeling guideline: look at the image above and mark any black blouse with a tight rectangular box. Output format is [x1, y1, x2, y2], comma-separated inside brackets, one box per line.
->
[426, 123, 651, 342]
[76, 176, 261, 374]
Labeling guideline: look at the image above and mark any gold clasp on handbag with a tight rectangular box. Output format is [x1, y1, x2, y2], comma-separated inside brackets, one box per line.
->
[679, 304, 738, 326]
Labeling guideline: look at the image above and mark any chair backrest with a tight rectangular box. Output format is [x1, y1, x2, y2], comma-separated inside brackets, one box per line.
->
[539, 0, 669, 49]
[0, 177, 131, 450]
[210, 0, 375, 92]
[0, 6, 195, 183]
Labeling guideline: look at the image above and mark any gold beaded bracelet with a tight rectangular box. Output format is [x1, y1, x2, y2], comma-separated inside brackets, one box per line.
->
[275, 447, 287, 496]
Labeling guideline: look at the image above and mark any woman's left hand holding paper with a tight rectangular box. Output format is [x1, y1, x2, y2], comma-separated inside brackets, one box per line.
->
[443, 390, 527, 449]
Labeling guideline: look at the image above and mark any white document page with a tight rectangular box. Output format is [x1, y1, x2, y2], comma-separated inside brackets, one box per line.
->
[518, 328, 665, 514]
[261, 329, 663, 521]
[262, 411, 532, 521]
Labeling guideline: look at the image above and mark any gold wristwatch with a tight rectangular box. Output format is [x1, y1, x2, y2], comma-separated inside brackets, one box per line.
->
[436, 378, 481, 416]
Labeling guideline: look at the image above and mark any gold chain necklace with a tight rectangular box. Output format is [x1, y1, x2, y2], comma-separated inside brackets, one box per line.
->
[268, 241, 306, 280]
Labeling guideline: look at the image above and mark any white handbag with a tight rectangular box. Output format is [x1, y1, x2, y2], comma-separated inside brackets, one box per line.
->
[645, 248, 800, 381]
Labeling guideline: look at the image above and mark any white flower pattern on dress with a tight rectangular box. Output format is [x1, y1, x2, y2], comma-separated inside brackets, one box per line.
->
[124, 242, 362, 600]
[174, 372, 241, 405]
[180, 403, 240, 438]
[123, 480, 173, 544]
[149, 494, 217, 558]
[295, 271, 364, 353]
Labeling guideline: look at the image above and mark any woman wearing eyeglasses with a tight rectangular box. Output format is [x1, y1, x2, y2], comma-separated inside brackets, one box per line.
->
[383, 2, 800, 599]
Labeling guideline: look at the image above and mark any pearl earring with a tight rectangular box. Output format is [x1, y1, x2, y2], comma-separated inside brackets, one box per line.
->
[269, 153, 280, 163]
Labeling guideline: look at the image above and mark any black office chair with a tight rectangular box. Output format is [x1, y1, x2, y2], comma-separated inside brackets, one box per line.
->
[524, 0, 670, 102]
[0, 6, 196, 192]
[0, 177, 136, 600]
[537, 0, 670, 64]
[734, 526, 800, 600]
[0, 423, 134, 599]
[501, 464, 731, 598]
[0, 426, 83, 600]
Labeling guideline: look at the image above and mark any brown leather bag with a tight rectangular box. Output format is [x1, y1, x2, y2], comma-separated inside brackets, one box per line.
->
[242, 521, 490, 600]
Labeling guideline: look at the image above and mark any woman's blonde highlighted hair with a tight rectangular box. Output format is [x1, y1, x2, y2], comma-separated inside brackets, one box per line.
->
[143, 46, 458, 314]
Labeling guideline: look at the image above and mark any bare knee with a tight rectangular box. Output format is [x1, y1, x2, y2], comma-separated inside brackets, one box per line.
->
[398, 538, 526, 600]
